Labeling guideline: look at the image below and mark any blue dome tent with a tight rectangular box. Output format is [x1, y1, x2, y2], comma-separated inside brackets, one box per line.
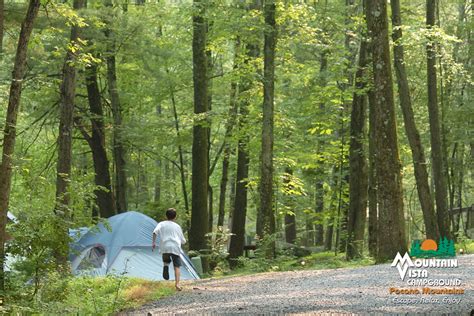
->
[69, 211, 199, 281]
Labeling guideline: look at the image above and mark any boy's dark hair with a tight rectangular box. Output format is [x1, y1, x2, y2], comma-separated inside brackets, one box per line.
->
[166, 208, 177, 220]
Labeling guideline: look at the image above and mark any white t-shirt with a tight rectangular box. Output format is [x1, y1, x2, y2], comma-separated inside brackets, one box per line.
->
[153, 220, 186, 255]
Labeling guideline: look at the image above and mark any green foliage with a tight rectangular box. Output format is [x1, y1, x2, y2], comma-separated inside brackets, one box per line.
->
[204, 227, 233, 271]
[3, 274, 175, 315]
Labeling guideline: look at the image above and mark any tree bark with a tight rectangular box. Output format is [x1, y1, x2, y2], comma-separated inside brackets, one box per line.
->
[346, 38, 369, 260]
[217, 76, 239, 227]
[283, 168, 296, 244]
[426, 0, 450, 239]
[314, 178, 324, 246]
[366, 0, 407, 262]
[190, 0, 209, 272]
[228, 174, 236, 232]
[154, 105, 162, 204]
[314, 50, 328, 247]
[259, 0, 277, 259]
[84, 64, 116, 218]
[54, 0, 85, 266]
[0, 0, 41, 298]
[228, 98, 250, 264]
[390, 0, 440, 240]
[168, 79, 190, 216]
[104, 5, 128, 213]
[217, 148, 230, 227]
[228, 39, 257, 264]
[367, 88, 378, 258]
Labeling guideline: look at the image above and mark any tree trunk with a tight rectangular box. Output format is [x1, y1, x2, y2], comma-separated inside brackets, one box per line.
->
[190, 0, 209, 272]
[228, 99, 250, 264]
[324, 168, 339, 251]
[323, 218, 333, 250]
[390, 0, 440, 241]
[284, 213, 296, 244]
[169, 82, 190, 216]
[228, 174, 236, 232]
[84, 64, 116, 218]
[335, 114, 349, 254]
[366, 0, 407, 262]
[426, 0, 450, 239]
[217, 148, 229, 228]
[218, 76, 239, 227]
[346, 38, 369, 260]
[259, 0, 277, 259]
[283, 168, 296, 245]
[154, 105, 162, 204]
[0, 0, 40, 298]
[229, 2, 262, 262]
[104, 5, 128, 213]
[314, 50, 328, 247]
[54, 0, 85, 266]
[206, 25, 214, 232]
[228, 44, 256, 264]
[314, 178, 324, 246]
[367, 88, 378, 258]
[305, 214, 314, 247]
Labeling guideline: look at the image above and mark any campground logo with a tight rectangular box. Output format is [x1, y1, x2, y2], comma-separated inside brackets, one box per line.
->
[389, 238, 465, 304]
[392, 238, 457, 281]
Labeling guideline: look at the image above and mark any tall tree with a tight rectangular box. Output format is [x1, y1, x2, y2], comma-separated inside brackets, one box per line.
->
[207, 24, 214, 233]
[217, 41, 240, 228]
[54, 0, 85, 266]
[167, 74, 190, 217]
[367, 88, 378, 258]
[228, 38, 258, 265]
[426, 0, 450, 238]
[217, 79, 238, 227]
[104, 0, 128, 213]
[314, 47, 329, 247]
[366, 0, 407, 262]
[346, 38, 368, 260]
[79, 64, 116, 218]
[0, 0, 41, 298]
[390, 0, 439, 240]
[259, 0, 277, 258]
[189, 0, 209, 271]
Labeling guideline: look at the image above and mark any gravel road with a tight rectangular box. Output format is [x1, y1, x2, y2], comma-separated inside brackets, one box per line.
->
[127, 254, 473, 315]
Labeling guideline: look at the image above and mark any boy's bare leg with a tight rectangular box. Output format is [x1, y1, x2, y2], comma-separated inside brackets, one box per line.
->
[174, 266, 182, 291]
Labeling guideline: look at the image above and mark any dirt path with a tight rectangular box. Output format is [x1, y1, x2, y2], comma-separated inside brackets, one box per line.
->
[128, 254, 473, 315]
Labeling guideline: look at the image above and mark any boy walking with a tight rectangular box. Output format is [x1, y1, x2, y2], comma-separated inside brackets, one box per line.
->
[152, 208, 186, 291]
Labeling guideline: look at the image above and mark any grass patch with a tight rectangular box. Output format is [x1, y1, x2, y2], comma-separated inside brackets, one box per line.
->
[4, 275, 176, 315]
[456, 239, 474, 254]
[219, 251, 375, 278]
[122, 279, 175, 309]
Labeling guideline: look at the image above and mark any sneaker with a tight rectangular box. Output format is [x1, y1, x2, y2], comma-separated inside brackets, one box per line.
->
[163, 265, 169, 280]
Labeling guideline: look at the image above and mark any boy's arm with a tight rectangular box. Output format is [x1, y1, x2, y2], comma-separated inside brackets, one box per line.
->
[152, 223, 160, 251]
[179, 227, 186, 245]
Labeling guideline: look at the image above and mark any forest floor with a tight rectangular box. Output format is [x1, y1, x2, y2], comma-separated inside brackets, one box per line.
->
[125, 254, 473, 315]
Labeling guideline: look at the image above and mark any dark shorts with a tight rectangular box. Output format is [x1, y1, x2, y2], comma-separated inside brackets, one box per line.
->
[162, 253, 182, 267]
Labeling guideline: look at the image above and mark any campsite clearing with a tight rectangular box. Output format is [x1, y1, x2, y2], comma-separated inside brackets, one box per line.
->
[127, 254, 473, 315]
